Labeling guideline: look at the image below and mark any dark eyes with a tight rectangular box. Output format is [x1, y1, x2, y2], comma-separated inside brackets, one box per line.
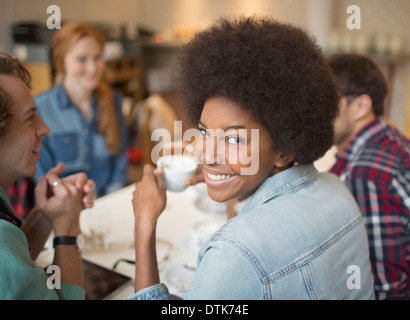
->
[76, 55, 102, 63]
[227, 136, 242, 144]
[198, 127, 243, 145]
[198, 128, 208, 136]
[25, 114, 35, 123]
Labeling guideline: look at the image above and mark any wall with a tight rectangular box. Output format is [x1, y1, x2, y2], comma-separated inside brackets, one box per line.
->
[138, 0, 309, 32]
[334, 0, 410, 134]
[2, 0, 141, 26]
[3, 0, 409, 52]
[1, 0, 324, 50]
[335, 0, 410, 52]
[0, 0, 12, 52]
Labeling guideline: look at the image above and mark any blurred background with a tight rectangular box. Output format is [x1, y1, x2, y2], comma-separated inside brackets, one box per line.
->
[1, 0, 409, 177]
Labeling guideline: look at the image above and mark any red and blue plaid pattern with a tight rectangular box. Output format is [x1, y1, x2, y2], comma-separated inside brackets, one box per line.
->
[331, 117, 410, 300]
[7, 178, 35, 221]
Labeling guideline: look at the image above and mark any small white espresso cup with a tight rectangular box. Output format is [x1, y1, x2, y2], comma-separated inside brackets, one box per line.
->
[157, 155, 198, 192]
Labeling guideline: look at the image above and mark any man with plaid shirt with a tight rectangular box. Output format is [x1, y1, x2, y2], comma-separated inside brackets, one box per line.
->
[328, 53, 410, 299]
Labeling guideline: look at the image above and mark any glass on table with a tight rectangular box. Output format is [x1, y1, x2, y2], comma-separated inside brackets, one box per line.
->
[82, 207, 112, 250]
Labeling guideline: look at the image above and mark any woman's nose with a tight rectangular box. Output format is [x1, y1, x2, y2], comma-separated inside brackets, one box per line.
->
[202, 133, 225, 165]
[87, 61, 97, 73]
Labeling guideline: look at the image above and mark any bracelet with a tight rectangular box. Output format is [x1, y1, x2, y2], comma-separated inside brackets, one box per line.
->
[53, 235, 84, 251]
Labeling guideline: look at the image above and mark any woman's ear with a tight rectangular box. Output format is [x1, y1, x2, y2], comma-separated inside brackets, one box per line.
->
[275, 153, 295, 168]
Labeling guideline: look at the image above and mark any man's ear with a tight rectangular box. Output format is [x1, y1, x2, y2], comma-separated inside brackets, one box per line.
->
[351, 94, 373, 122]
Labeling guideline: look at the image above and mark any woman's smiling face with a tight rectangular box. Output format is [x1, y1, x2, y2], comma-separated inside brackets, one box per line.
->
[196, 96, 293, 202]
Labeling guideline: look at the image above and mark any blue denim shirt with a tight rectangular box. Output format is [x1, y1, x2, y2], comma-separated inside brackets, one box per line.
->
[34, 83, 128, 197]
[127, 164, 375, 300]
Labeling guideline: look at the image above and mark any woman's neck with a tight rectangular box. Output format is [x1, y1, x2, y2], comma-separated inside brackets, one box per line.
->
[63, 78, 94, 121]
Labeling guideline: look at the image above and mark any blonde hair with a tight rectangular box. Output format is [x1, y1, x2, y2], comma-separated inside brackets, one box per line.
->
[52, 21, 121, 155]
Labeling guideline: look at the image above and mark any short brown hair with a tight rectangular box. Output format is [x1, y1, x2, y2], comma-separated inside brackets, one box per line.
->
[327, 53, 388, 116]
[0, 52, 32, 137]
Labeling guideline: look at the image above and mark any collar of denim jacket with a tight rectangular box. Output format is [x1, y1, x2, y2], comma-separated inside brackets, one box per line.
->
[55, 81, 98, 110]
[55, 81, 71, 108]
[239, 164, 318, 215]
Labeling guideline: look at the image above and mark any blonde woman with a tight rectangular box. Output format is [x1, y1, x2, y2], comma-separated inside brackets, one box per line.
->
[35, 21, 128, 197]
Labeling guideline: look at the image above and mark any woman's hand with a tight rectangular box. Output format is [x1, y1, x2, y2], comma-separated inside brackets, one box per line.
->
[184, 164, 205, 187]
[132, 164, 167, 227]
[132, 164, 167, 291]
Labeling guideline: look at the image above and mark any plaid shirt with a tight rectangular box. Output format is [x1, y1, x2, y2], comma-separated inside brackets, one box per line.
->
[331, 117, 410, 300]
[7, 178, 35, 220]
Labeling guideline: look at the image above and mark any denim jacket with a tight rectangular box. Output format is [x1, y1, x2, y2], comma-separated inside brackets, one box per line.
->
[127, 164, 375, 300]
[34, 83, 128, 197]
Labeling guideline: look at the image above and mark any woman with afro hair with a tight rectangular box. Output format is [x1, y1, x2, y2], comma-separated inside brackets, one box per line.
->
[128, 16, 375, 300]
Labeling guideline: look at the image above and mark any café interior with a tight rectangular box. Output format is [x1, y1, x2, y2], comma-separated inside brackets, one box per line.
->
[1, 0, 409, 299]
[2, 0, 410, 179]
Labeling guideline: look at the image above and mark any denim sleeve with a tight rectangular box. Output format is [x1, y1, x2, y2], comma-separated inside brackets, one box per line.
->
[106, 92, 129, 192]
[125, 283, 181, 300]
[184, 238, 263, 299]
[126, 238, 263, 300]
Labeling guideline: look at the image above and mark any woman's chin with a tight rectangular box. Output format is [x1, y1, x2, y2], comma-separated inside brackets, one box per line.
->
[206, 188, 234, 203]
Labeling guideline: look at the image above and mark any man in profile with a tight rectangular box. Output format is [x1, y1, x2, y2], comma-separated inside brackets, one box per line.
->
[328, 53, 410, 299]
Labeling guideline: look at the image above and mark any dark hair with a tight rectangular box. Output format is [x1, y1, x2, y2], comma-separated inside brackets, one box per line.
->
[0, 52, 32, 137]
[327, 53, 387, 117]
[175, 16, 340, 164]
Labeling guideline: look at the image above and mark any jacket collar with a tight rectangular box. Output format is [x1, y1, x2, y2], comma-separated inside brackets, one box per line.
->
[55, 81, 98, 110]
[55, 81, 72, 108]
[240, 164, 318, 215]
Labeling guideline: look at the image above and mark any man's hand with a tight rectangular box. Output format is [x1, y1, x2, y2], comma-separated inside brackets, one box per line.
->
[35, 163, 96, 236]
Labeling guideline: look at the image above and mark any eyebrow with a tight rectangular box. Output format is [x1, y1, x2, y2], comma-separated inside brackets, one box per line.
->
[23, 106, 37, 118]
[198, 120, 247, 132]
[24, 106, 37, 115]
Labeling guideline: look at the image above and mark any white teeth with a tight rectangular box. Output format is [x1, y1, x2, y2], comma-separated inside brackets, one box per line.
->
[207, 173, 234, 181]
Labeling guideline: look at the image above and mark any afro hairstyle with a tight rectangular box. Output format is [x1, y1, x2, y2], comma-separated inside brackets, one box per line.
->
[174, 16, 340, 164]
